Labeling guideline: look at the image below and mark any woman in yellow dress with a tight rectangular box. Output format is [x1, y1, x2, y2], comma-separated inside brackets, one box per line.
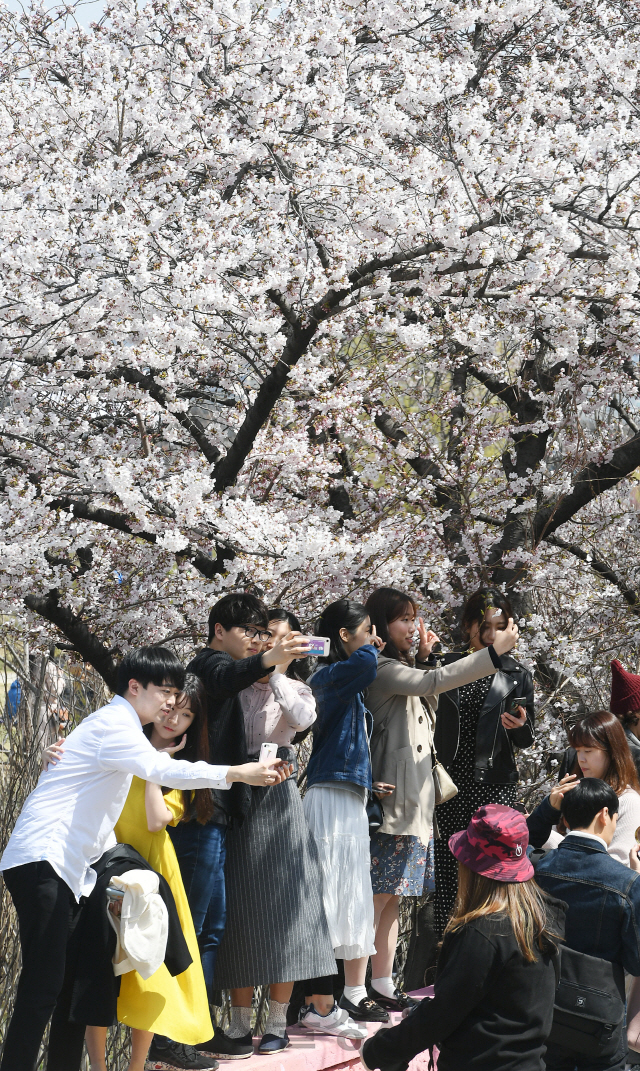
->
[84, 676, 215, 1071]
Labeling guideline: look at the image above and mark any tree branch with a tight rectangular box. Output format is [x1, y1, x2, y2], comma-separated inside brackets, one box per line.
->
[544, 533, 640, 611]
[113, 366, 221, 465]
[46, 498, 233, 579]
[23, 590, 119, 690]
[533, 428, 640, 542]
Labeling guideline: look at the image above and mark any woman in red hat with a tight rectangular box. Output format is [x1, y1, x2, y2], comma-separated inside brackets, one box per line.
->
[361, 804, 563, 1071]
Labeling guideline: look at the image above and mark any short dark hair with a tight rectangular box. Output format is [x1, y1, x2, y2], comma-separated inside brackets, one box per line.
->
[316, 598, 369, 664]
[561, 777, 620, 830]
[207, 592, 268, 643]
[116, 646, 185, 696]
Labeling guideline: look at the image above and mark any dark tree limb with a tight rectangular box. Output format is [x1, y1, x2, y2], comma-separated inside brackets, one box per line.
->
[46, 497, 232, 579]
[113, 366, 221, 465]
[532, 428, 640, 542]
[23, 590, 120, 691]
[544, 534, 640, 611]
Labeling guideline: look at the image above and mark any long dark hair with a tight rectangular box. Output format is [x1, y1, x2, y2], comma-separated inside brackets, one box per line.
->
[568, 709, 640, 795]
[447, 862, 559, 963]
[267, 606, 312, 681]
[365, 587, 418, 664]
[316, 598, 369, 664]
[142, 674, 217, 824]
[461, 588, 513, 645]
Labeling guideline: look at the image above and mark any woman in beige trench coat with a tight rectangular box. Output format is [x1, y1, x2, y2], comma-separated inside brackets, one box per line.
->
[363, 587, 519, 1010]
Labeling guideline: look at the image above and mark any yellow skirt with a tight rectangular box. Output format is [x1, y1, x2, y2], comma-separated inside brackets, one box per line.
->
[114, 776, 213, 1044]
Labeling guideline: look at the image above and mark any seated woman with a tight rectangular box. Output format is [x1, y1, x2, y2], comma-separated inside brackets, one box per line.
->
[361, 804, 562, 1071]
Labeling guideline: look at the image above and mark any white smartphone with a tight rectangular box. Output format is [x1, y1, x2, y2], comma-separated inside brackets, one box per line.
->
[301, 636, 330, 657]
[259, 741, 279, 767]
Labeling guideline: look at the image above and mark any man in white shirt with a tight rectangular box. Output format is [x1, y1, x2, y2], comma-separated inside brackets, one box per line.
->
[0, 646, 288, 1071]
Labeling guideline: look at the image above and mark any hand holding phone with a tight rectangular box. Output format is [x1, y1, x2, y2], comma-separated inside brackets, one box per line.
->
[259, 742, 279, 767]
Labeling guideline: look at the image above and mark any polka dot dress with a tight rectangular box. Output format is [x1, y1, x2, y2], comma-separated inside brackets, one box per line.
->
[433, 675, 516, 937]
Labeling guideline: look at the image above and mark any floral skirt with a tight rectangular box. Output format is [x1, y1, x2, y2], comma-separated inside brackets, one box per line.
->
[370, 832, 435, 896]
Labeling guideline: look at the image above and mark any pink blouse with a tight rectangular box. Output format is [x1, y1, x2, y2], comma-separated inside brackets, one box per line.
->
[239, 673, 316, 755]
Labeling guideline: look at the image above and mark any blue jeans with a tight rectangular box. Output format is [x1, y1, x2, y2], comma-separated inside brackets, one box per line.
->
[168, 821, 227, 1001]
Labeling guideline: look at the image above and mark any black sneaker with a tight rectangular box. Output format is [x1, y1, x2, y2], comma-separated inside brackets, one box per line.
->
[145, 1037, 219, 1070]
[368, 987, 419, 1013]
[338, 994, 389, 1023]
[196, 1028, 254, 1060]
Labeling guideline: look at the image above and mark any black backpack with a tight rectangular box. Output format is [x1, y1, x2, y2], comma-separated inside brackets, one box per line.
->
[549, 944, 625, 1057]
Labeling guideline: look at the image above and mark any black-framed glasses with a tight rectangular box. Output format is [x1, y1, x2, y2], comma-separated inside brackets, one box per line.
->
[238, 625, 272, 643]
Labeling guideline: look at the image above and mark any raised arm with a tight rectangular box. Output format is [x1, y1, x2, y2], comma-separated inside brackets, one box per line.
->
[376, 645, 498, 699]
[269, 673, 316, 732]
[98, 717, 289, 788]
[321, 644, 379, 701]
[191, 649, 270, 701]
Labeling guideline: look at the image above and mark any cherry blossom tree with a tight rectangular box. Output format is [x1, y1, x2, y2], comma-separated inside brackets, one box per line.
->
[1, 0, 640, 776]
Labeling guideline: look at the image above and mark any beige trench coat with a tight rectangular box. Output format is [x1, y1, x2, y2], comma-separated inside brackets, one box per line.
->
[366, 647, 498, 846]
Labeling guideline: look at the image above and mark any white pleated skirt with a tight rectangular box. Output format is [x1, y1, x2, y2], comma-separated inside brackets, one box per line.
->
[303, 784, 376, 960]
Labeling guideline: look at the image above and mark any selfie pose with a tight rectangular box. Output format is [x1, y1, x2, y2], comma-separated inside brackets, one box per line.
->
[432, 589, 535, 937]
[212, 607, 335, 1056]
[299, 599, 387, 1038]
[0, 647, 285, 1071]
[364, 587, 519, 1009]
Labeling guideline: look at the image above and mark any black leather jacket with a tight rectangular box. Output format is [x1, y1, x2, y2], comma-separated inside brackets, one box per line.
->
[433, 651, 535, 785]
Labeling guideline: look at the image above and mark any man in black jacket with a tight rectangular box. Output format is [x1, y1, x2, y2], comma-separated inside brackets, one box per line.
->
[169, 593, 307, 1059]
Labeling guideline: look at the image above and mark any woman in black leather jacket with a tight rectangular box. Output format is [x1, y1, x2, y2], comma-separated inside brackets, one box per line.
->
[432, 589, 535, 936]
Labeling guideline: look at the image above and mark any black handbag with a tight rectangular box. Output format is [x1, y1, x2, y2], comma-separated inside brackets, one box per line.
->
[366, 792, 384, 835]
[549, 945, 625, 1057]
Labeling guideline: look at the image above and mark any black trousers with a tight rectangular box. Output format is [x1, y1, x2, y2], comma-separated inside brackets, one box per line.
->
[1, 861, 86, 1071]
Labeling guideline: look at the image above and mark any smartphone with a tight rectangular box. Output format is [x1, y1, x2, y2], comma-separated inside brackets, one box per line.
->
[106, 884, 124, 902]
[259, 741, 279, 767]
[508, 697, 527, 714]
[300, 636, 330, 658]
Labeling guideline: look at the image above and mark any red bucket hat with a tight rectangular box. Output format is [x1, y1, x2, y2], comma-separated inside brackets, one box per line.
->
[449, 804, 534, 883]
[610, 659, 640, 717]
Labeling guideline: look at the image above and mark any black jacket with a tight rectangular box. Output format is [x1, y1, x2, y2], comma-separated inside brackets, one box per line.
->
[433, 651, 535, 785]
[365, 896, 565, 1071]
[68, 843, 191, 1026]
[187, 647, 272, 824]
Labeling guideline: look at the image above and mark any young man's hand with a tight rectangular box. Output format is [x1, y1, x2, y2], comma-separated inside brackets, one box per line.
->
[630, 842, 640, 873]
[262, 631, 311, 669]
[227, 759, 294, 786]
[492, 619, 519, 655]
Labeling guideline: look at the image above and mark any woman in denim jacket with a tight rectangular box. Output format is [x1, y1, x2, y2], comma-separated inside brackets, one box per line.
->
[299, 599, 392, 1039]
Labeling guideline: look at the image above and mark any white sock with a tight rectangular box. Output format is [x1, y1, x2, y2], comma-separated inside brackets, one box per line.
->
[343, 984, 368, 1006]
[265, 999, 288, 1038]
[371, 976, 396, 999]
[227, 1005, 253, 1038]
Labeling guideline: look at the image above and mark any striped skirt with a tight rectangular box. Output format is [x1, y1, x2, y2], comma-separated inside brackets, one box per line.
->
[213, 748, 336, 988]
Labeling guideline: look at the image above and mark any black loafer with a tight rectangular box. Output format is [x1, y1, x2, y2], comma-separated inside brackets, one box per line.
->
[338, 994, 389, 1022]
[197, 1028, 253, 1060]
[369, 987, 419, 1012]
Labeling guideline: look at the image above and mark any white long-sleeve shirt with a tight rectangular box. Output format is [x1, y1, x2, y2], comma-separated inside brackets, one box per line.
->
[0, 695, 231, 899]
[240, 672, 316, 755]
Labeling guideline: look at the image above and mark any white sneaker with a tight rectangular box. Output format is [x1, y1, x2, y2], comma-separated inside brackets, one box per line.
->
[298, 1002, 368, 1040]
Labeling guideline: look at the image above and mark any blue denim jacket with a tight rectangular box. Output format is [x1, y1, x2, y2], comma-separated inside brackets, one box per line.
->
[535, 834, 640, 975]
[306, 644, 378, 791]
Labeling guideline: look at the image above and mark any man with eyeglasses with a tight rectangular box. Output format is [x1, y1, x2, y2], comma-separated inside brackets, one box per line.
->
[169, 592, 309, 1057]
